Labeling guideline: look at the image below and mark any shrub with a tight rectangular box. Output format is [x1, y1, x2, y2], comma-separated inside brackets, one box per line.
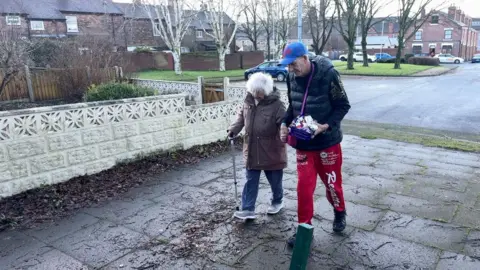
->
[134, 46, 152, 53]
[84, 83, 157, 102]
[404, 54, 414, 61]
[407, 57, 440, 66]
[377, 58, 405, 64]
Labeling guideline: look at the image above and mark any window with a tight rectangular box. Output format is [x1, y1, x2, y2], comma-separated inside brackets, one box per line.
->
[415, 31, 422, 40]
[6, 15, 21, 25]
[412, 45, 422, 55]
[65, 16, 78, 32]
[431, 15, 439, 24]
[30, 20, 44, 30]
[196, 30, 203, 38]
[444, 29, 452, 39]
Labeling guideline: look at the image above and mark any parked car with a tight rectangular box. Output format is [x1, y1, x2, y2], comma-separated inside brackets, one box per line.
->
[244, 61, 288, 82]
[434, 54, 464, 64]
[339, 52, 376, 62]
[472, 54, 480, 63]
[375, 53, 405, 63]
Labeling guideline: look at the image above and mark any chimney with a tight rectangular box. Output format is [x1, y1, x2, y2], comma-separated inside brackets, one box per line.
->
[448, 5, 456, 19]
[455, 9, 462, 21]
[388, 21, 394, 35]
[421, 8, 426, 18]
[460, 12, 465, 23]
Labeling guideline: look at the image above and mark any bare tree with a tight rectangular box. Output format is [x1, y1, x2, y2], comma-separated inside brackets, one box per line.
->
[201, 0, 242, 71]
[334, 0, 362, 70]
[0, 29, 32, 96]
[239, 0, 263, 51]
[140, 0, 197, 75]
[305, 0, 334, 55]
[259, 1, 275, 60]
[394, 0, 446, 69]
[275, 0, 296, 57]
[358, 0, 387, 67]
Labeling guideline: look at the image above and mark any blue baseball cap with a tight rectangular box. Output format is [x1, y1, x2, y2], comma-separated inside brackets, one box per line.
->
[279, 42, 308, 65]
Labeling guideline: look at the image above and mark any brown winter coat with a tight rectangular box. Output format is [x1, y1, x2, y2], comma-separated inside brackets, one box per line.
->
[228, 88, 287, 170]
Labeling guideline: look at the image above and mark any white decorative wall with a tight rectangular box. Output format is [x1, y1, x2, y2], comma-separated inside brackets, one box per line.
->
[0, 95, 242, 198]
[134, 78, 203, 105]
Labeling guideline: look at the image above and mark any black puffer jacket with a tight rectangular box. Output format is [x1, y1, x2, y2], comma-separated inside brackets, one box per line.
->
[283, 56, 351, 151]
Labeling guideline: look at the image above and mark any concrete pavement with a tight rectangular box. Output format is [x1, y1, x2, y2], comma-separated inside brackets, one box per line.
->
[1, 135, 479, 269]
[231, 64, 480, 134]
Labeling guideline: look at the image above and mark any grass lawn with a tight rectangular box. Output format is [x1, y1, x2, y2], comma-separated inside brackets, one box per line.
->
[137, 69, 245, 81]
[137, 62, 434, 81]
[334, 62, 433, 76]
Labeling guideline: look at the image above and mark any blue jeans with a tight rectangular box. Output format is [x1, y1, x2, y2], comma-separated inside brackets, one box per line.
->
[242, 169, 284, 211]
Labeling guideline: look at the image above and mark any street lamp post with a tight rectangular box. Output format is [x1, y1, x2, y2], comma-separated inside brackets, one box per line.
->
[298, 0, 302, 41]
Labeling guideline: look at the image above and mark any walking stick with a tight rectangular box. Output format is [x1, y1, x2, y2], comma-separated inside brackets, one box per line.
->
[229, 137, 240, 211]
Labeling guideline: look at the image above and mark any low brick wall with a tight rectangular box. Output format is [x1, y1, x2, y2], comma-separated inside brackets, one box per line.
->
[0, 95, 244, 198]
[120, 51, 265, 72]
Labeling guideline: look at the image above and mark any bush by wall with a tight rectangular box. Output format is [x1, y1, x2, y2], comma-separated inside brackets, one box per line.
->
[84, 83, 157, 102]
[404, 54, 414, 61]
[407, 57, 440, 66]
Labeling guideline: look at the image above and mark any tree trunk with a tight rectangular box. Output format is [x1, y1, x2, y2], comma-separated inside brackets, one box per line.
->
[266, 37, 271, 60]
[361, 35, 369, 67]
[219, 49, 226, 71]
[394, 38, 403, 69]
[347, 42, 355, 70]
[172, 51, 182, 75]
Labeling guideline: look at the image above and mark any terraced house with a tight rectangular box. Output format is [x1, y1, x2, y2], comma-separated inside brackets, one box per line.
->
[405, 5, 478, 60]
[0, 0, 236, 52]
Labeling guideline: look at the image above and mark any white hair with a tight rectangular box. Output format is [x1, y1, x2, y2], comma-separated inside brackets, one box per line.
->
[246, 72, 274, 97]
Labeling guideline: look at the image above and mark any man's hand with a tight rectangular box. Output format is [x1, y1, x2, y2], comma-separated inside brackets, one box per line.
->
[280, 123, 288, 143]
[312, 123, 329, 138]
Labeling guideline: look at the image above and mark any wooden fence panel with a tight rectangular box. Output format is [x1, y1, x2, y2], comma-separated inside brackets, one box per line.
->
[203, 83, 224, 104]
[1, 67, 118, 102]
[0, 71, 29, 101]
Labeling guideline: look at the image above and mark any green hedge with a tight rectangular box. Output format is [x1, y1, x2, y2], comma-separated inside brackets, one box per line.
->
[407, 57, 440, 66]
[85, 83, 157, 102]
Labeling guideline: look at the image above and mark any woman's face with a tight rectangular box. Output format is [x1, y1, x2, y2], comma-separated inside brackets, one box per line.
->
[254, 90, 265, 101]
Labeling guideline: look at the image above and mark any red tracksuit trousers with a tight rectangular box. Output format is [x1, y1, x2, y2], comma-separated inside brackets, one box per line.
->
[296, 143, 346, 225]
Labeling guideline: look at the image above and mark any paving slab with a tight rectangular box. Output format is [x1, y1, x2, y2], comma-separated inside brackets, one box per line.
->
[452, 204, 480, 229]
[23, 212, 99, 244]
[157, 168, 221, 187]
[310, 218, 356, 254]
[16, 249, 89, 270]
[435, 252, 480, 270]
[375, 211, 468, 252]
[379, 193, 458, 222]
[314, 197, 386, 231]
[464, 230, 480, 257]
[50, 220, 149, 268]
[0, 231, 51, 269]
[332, 230, 441, 269]
[2, 135, 480, 269]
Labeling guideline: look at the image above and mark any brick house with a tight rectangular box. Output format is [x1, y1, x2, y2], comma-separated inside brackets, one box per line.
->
[0, 0, 236, 53]
[405, 6, 478, 60]
[472, 18, 480, 52]
[108, 2, 237, 53]
[0, 0, 125, 47]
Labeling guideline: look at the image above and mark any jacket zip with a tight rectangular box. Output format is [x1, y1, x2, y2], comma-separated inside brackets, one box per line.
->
[250, 104, 260, 166]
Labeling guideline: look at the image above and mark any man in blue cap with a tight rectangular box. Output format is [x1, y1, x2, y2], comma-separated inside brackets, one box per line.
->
[278, 42, 351, 247]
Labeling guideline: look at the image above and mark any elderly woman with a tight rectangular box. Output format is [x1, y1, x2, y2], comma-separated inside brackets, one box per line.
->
[228, 73, 287, 220]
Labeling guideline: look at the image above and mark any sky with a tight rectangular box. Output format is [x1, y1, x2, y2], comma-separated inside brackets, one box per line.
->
[113, 0, 480, 18]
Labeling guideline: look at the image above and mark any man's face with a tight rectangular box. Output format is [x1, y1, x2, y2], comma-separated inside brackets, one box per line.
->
[287, 56, 309, 77]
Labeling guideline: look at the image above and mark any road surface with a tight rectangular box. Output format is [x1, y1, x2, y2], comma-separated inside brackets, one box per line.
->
[231, 64, 480, 134]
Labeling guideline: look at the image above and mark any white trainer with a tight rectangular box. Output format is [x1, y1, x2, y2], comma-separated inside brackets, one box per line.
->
[233, 210, 256, 220]
[267, 202, 284, 215]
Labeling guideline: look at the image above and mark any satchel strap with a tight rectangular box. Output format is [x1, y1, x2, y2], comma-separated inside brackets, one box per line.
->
[300, 63, 315, 115]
